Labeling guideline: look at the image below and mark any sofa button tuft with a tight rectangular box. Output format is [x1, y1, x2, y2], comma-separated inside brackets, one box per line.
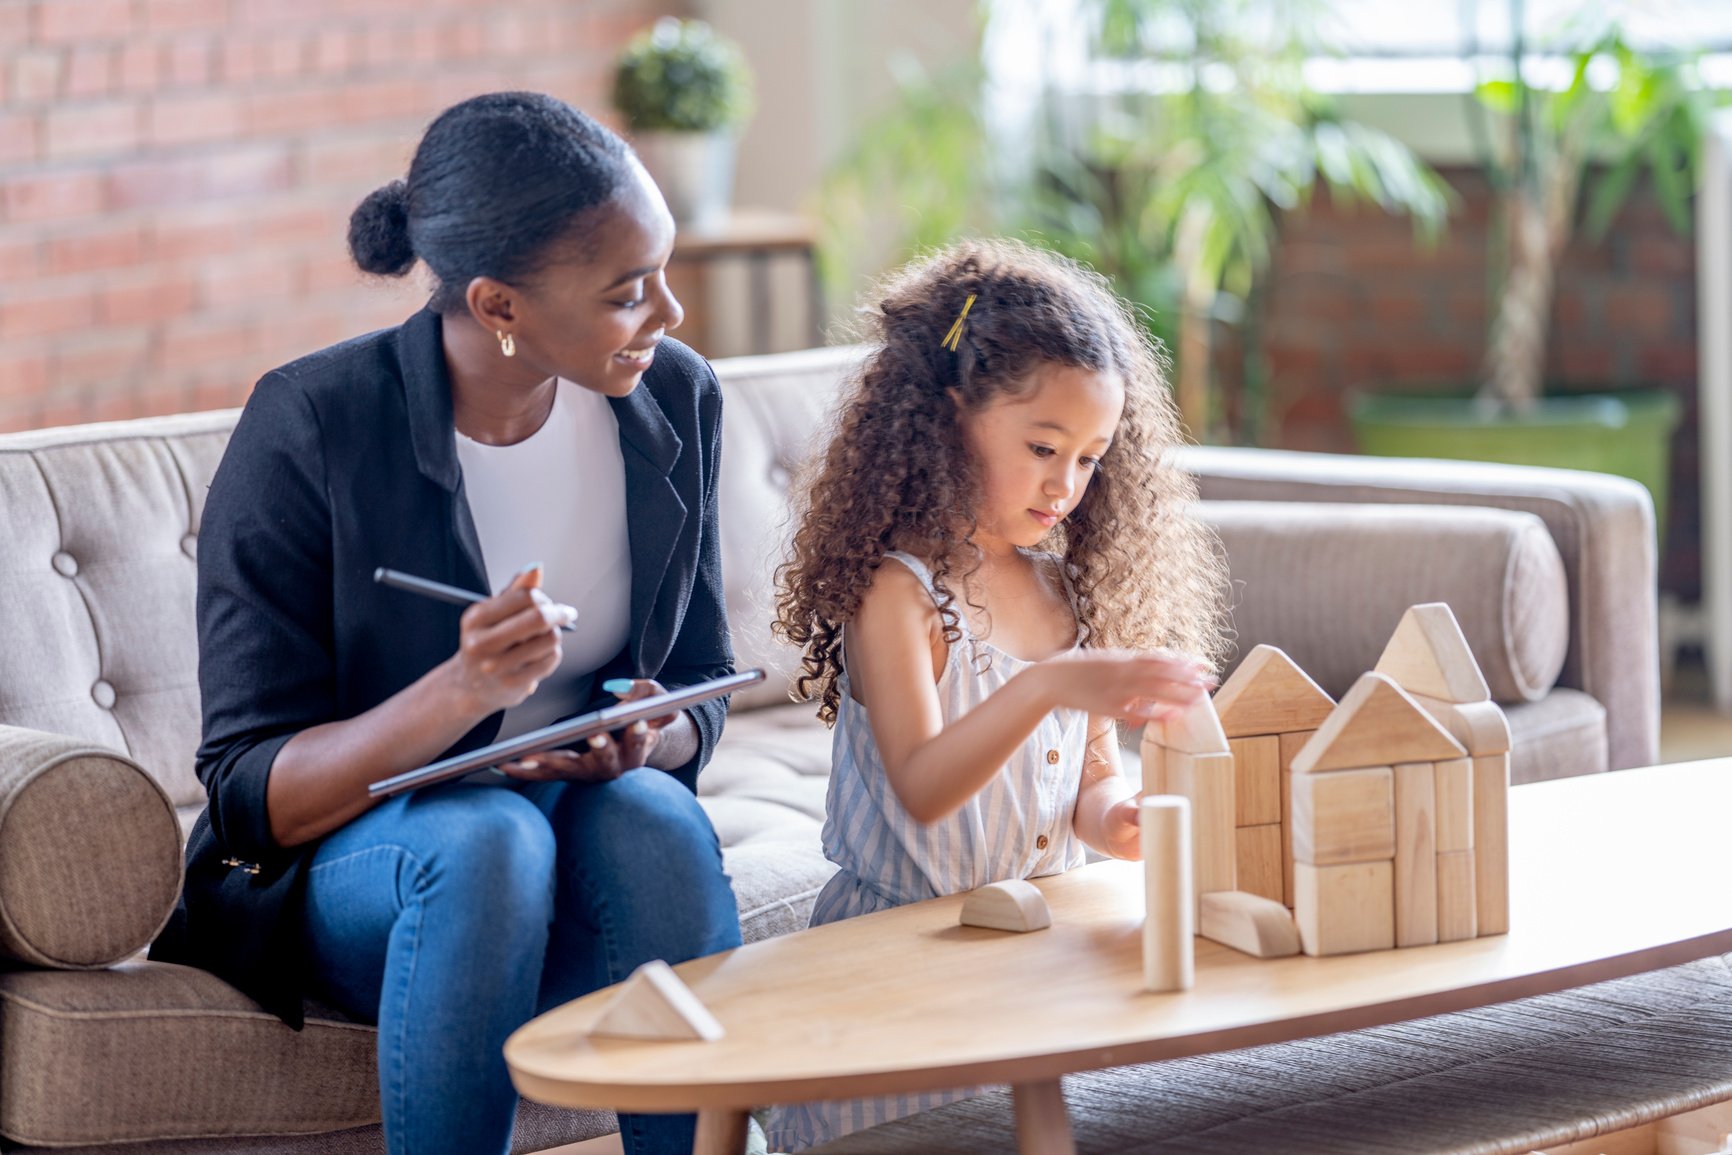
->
[52, 551, 77, 577]
[91, 680, 116, 709]
[180, 534, 197, 559]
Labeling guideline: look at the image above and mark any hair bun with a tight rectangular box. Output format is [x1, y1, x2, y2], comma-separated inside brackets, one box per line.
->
[347, 179, 414, 276]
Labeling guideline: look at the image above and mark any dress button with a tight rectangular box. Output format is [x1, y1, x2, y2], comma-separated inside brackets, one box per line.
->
[92, 680, 116, 709]
[1036, 834, 1050, 850]
[52, 551, 78, 577]
[180, 533, 198, 559]
[1045, 749, 1060, 765]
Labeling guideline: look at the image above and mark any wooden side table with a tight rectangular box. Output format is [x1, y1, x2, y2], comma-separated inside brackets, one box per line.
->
[666, 208, 824, 357]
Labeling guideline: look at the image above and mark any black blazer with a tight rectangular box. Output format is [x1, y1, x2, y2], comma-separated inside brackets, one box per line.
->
[151, 307, 735, 1026]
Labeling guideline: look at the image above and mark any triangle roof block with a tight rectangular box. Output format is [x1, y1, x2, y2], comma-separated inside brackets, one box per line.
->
[1374, 603, 1490, 705]
[1212, 645, 1336, 738]
[590, 960, 724, 1042]
[1151, 694, 1231, 755]
[1291, 672, 1465, 774]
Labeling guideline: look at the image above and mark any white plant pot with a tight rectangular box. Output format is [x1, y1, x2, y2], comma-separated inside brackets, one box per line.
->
[631, 130, 736, 231]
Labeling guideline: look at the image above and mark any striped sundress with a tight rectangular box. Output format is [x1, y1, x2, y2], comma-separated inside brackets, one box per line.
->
[765, 550, 1090, 1152]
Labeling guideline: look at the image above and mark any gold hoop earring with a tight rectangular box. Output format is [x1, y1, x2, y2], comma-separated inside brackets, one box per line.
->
[496, 330, 516, 358]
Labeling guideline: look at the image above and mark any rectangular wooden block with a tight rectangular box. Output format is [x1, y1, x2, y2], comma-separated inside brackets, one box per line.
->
[1472, 753, 1510, 935]
[1294, 860, 1395, 956]
[1235, 823, 1283, 904]
[1434, 756, 1474, 853]
[1392, 762, 1437, 948]
[1168, 750, 1236, 909]
[1437, 849, 1478, 941]
[1230, 735, 1281, 826]
[1291, 766, 1395, 866]
[1143, 741, 1168, 796]
[1278, 731, 1311, 907]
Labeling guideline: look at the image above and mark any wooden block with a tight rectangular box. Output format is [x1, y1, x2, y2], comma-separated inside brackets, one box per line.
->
[1140, 737, 1168, 795]
[1154, 694, 1231, 755]
[1437, 849, 1478, 942]
[1434, 756, 1474, 853]
[1141, 796, 1194, 992]
[1294, 860, 1395, 956]
[1412, 695, 1513, 757]
[1291, 766, 1394, 866]
[1374, 602, 1491, 704]
[1473, 752, 1511, 936]
[1230, 734, 1281, 826]
[1290, 673, 1466, 774]
[959, 880, 1052, 933]
[591, 960, 725, 1042]
[1167, 750, 1236, 907]
[1392, 762, 1438, 948]
[1212, 645, 1336, 737]
[1278, 731, 1311, 907]
[1656, 1099, 1732, 1155]
[1199, 891, 1300, 958]
[1235, 823, 1283, 904]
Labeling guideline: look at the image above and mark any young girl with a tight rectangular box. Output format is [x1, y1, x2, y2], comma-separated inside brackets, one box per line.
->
[766, 239, 1228, 1150]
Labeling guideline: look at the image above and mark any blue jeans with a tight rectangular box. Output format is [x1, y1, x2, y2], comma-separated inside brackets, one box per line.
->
[300, 769, 742, 1155]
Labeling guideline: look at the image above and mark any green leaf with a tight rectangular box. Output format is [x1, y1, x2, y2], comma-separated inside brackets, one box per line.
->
[1582, 149, 1642, 240]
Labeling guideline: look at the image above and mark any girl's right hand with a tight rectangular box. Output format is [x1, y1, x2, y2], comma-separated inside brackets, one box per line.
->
[447, 565, 563, 717]
[1036, 649, 1213, 722]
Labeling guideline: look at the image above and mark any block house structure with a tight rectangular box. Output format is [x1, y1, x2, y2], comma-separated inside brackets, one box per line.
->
[1141, 604, 1511, 959]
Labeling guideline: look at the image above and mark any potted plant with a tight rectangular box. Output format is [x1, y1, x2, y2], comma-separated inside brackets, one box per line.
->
[1349, 13, 1716, 527]
[612, 17, 755, 230]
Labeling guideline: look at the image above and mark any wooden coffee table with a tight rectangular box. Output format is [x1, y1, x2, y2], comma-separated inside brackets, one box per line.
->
[506, 759, 1732, 1155]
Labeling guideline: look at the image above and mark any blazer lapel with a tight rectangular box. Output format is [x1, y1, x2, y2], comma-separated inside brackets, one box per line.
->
[396, 307, 488, 595]
[611, 385, 687, 675]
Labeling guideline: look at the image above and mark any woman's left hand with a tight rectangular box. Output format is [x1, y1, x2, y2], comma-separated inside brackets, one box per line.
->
[498, 679, 681, 783]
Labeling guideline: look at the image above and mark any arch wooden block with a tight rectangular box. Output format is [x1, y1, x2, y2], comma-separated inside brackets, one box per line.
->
[960, 879, 1052, 933]
[590, 960, 724, 1042]
[1198, 891, 1300, 958]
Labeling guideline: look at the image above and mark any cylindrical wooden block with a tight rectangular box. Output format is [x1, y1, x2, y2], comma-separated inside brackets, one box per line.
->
[1141, 794, 1194, 992]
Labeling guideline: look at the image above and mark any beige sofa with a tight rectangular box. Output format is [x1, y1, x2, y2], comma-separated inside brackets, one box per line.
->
[0, 345, 1656, 1153]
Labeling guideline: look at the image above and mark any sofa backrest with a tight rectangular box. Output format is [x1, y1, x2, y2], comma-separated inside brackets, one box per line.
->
[0, 412, 235, 809]
[0, 348, 864, 805]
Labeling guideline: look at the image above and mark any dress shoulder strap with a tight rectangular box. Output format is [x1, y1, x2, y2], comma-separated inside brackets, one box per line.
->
[880, 550, 970, 638]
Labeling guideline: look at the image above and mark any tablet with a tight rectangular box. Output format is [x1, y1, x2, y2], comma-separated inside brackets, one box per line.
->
[368, 668, 767, 798]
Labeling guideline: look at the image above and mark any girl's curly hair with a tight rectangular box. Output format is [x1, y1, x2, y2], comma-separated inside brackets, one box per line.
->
[774, 238, 1229, 725]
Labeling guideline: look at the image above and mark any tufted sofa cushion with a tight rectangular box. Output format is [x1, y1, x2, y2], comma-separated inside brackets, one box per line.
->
[713, 347, 869, 712]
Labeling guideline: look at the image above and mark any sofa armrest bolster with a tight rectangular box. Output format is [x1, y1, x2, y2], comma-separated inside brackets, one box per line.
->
[1180, 445, 1658, 770]
[0, 725, 183, 969]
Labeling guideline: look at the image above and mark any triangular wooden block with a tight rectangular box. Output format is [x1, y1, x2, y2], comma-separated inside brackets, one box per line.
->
[1152, 694, 1230, 755]
[959, 879, 1052, 933]
[1212, 646, 1336, 738]
[590, 960, 724, 1042]
[1291, 673, 1465, 774]
[1374, 604, 1490, 705]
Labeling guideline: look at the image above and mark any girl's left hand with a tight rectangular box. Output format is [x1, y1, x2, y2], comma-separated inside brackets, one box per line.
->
[1103, 797, 1143, 861]
[498, 679, 680, 782]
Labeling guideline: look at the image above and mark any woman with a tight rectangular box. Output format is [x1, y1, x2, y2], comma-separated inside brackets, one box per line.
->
[151, 92, 742, 1155]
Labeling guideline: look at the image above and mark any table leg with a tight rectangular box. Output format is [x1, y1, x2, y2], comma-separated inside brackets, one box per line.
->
[1012, 1080, 1076, 1155]
[693, 1107, 749, 1155]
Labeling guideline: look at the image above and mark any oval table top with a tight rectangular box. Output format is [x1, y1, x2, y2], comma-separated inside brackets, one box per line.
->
[506, 758, 1732, 1113]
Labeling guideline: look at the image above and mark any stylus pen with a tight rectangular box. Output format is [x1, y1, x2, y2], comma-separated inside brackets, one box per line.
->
[373, 567, 576, 632]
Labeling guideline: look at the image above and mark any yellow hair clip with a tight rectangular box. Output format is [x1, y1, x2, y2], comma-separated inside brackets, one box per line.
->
[941, 294, 975, 352]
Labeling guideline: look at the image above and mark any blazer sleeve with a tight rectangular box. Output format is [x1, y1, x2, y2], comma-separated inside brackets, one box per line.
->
[656, 362, 736, 792]
[193, 372, 337, 864]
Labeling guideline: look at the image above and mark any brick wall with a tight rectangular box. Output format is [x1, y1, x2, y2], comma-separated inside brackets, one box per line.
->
[1230, 166, 1702, 597]
[0, 0, 679, 432]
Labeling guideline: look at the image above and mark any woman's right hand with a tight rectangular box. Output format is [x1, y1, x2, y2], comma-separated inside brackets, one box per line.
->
[446, 565, 563, 718]
[1035, 649, 1213, 723]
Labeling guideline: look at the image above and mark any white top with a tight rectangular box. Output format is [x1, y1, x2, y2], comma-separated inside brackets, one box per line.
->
[455, 378, 633, 739]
